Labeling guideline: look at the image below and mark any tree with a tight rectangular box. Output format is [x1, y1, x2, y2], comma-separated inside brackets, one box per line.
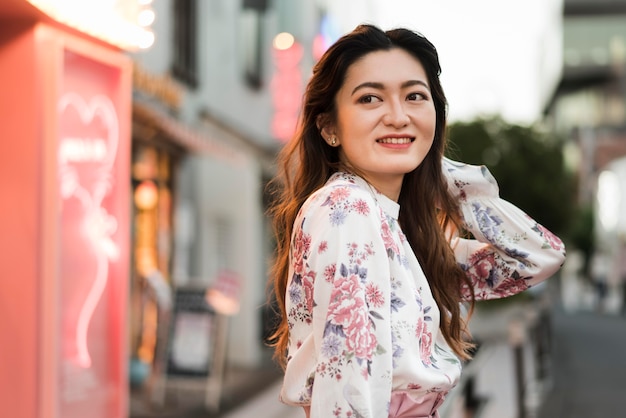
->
[446, 117, 575, 238]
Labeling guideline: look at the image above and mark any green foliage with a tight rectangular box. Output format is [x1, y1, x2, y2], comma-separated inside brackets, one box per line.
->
[445, 117, 575, 238]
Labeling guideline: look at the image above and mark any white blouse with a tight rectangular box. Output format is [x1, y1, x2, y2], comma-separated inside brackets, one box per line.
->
[279, 158, 566, 418]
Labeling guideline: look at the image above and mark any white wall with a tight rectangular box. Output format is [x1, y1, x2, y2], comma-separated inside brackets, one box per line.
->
[174, 152, 265, 367]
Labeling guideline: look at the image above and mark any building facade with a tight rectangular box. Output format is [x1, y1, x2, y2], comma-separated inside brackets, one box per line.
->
[546, 0, 626, 309]
[127, 0, 341, 403]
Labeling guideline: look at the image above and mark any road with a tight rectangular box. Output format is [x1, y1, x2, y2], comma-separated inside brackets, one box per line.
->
[537, 308, 626, 417]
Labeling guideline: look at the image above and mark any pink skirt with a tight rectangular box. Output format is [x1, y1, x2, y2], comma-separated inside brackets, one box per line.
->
[388, 391, 445, 418]
[302, 391, 445, 418]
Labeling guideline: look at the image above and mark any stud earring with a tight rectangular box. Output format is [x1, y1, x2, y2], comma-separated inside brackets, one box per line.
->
[330, 136, 337, 146]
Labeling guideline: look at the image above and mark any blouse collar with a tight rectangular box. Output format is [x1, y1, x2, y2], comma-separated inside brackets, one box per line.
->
[330, 172, 400, 220]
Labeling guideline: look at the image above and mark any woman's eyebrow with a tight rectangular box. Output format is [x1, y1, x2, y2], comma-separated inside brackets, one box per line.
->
[351, 80, 430, 96]
[402, 80, 430, 90]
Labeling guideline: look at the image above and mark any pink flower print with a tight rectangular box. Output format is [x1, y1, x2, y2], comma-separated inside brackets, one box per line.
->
[292, 230, 311, 276]
[328, 274, 364, 326]
[365, 282, 384, 308]
[293, 250, 305, 277]
[294, 229, 311, 254]
[536, 224, 564, 251]
[493, 277, 528, 298]
[416, 317, 433, 366]
[467, 248, 497, 287]
[327, 273, 378, 362]
[302, 270, 316, 313]
[318, 241, 328, 253]
[347, 242, 358, 258]
[330, 187, 350, 203]
[345, 313, 378, 361]
[324, 264, 336, 282]
[380, 218, 400, 257]
[352, 198, 370, 215]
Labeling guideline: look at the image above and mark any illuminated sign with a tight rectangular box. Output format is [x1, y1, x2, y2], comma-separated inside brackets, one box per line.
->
[58, 91, 120, 368]
[313, 14, 340, 61]
[27, 0, 155, 50]
[133, 61, 184, 110]
[57, 49, 129, 416]
[271, 32, 303, 143]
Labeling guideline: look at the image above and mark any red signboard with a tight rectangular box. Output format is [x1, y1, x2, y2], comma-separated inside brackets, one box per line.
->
[271, 37, 303, 143]
[56, 47, 130, 417]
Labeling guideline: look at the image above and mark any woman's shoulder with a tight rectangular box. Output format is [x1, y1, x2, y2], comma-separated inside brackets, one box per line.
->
[307, 172, 376, 206]
[297, 172, 378, 224]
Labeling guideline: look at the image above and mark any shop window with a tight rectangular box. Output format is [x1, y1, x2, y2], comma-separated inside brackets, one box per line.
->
[240, 0, 268, 89]
[129, 143, 176, 382]
[172, 0, 198, 88]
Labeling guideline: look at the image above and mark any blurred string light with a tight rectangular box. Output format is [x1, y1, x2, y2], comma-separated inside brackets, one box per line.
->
[138, 9, 156, 28]
[27, 0, 155, 50]
[273, 32, 295, 50]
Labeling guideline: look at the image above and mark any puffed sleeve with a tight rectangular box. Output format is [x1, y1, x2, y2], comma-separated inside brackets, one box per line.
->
[442, 158, 566, 300]
[281, 182, 393, 418]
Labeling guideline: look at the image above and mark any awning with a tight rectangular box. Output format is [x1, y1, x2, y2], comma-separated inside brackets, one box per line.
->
[132, 101, 245, 165]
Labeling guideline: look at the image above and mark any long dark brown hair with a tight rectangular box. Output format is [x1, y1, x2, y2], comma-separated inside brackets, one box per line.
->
[267, 24, 475, 368]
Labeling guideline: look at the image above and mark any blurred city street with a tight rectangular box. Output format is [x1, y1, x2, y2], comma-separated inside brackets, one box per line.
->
[3, 1, 626, 417]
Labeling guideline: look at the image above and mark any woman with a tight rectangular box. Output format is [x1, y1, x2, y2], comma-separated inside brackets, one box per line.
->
[267, 24, 566, 418]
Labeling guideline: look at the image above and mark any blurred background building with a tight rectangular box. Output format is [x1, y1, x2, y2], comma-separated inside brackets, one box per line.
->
[546, 0, 626, 313]
[126, 0, 336, 412]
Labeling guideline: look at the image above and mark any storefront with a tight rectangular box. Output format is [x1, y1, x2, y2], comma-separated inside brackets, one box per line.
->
[127, 61, 247, 394]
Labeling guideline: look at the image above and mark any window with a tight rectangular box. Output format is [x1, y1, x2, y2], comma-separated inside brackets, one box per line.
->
[172, 0, 198, 88]
[241, 0, 268, 89]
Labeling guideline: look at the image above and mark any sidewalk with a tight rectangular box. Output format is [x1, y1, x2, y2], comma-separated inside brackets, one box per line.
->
[220, 380, 302, 418]
[130, 348, 284, 418]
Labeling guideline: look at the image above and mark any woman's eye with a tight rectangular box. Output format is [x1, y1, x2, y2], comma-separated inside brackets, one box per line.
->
[407, 92, 427, 101]
[358, 94, 380, 104]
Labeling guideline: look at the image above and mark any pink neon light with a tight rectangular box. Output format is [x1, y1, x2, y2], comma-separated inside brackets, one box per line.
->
[271, 42, 303, 143]
[58, 92, 120, 368]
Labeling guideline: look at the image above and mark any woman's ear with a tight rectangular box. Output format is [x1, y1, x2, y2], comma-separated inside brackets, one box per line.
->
[316, 113, 336, 142]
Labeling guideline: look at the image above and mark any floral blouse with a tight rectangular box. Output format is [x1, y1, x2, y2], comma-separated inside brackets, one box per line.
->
[279, 158, 566, 418]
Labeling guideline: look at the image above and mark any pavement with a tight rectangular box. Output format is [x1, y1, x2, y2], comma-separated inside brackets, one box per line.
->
[129, 348, 287, 418]
[536, 308, 626, 418]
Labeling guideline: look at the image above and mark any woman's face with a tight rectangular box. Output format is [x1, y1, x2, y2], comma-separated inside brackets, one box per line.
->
[325, 48, 436, 200]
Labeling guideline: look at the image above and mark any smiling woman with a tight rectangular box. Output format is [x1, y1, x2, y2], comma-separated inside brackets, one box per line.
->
[319, 48, 436, 200]
[266, 24, 566, 418]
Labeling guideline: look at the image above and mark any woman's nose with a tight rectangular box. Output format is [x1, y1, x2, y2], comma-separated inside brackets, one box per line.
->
[382, 100, 410, 127]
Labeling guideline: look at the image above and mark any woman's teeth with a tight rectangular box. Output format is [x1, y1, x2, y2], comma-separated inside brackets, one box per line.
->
[377, 137, 412, 144]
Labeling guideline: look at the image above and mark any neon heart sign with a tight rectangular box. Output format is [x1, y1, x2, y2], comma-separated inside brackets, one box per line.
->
[58, 92, 120, 369]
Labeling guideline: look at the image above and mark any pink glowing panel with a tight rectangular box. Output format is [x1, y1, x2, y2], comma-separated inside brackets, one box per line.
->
[270, 40, 303, 143]
[57, 49, 129, 417]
